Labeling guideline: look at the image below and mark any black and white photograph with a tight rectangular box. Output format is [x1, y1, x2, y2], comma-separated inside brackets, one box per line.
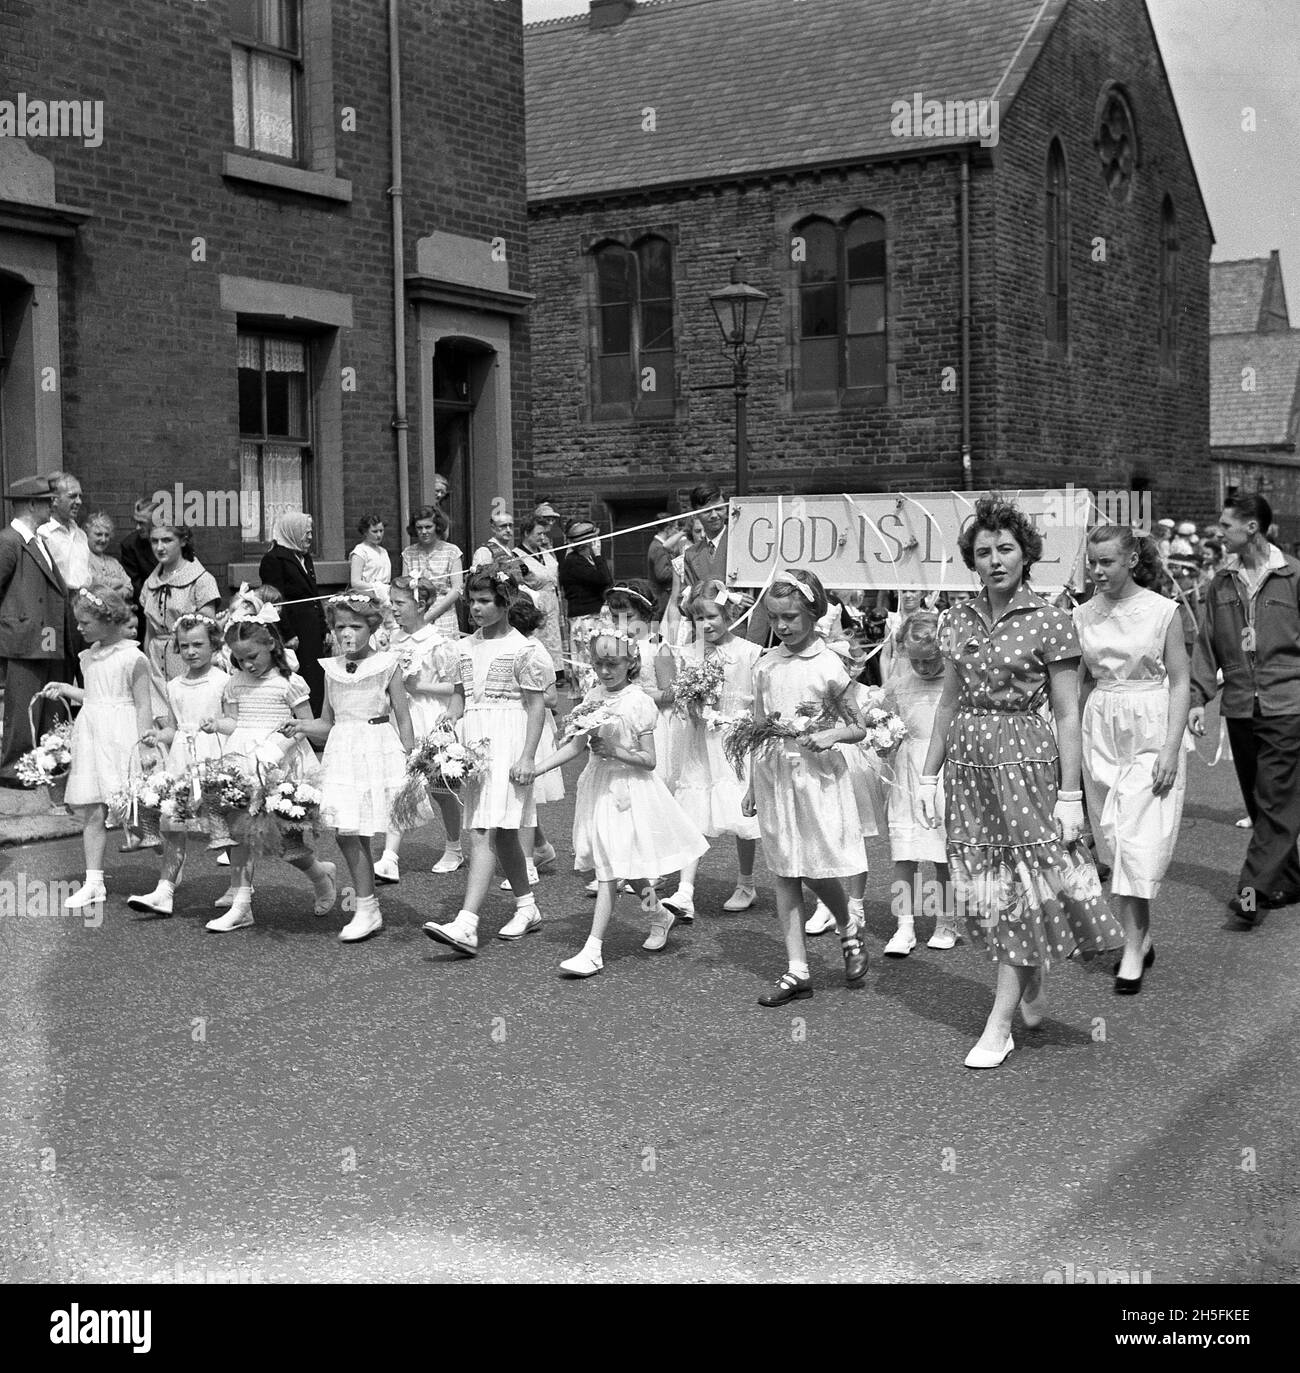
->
[1, 0, 1298, 1323]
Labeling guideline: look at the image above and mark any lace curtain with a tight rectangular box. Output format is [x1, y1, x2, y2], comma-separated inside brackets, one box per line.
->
[240, 441, 304, 543]
[231, 48, 295, 159]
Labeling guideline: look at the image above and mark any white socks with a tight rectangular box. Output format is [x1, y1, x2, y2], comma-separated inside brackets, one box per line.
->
[581, 935, 603, 959]
[457, 908, 479, 931]
[675, 881, 695, 903]
[789, 959, 810, 980]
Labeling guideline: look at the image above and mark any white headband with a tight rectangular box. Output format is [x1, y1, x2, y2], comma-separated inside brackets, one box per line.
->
[776, 571, 815, 603]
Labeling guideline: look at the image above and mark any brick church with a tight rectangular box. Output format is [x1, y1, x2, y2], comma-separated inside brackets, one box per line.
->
[1, 0, 531, 589]
[526, 0, 1213, 579]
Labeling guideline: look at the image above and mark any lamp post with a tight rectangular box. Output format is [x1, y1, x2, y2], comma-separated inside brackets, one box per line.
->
[708, 257, 769, 498]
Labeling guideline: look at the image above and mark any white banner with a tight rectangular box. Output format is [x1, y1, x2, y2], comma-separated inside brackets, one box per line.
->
[726, 489, 1092, 591]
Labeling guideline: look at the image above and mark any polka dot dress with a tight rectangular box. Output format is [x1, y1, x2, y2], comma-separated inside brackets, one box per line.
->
[940, 588, 1124, 968]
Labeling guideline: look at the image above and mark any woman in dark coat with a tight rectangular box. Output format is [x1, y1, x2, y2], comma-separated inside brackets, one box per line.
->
[258, 512, 328, 713]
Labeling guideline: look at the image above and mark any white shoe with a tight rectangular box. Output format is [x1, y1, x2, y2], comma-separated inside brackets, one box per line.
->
[430, 848, 464, 874]
[928, 922, 958, 950]
[642, 905, 676, 951]
[884, 924, 917, 957]
[216, 850, 230, 866]
[560, 949, 603, 978]
[533, 842, 558, 872]
[311, 861, 337, 916]
[206, 903, 254, 933]
[64, 881, 106, 910]
[660, 893, 695, 923]
[499, 864, 539, 891]
[585, 878, 600, 896]
[373, 854, 400, 884]
[127, 887, 173, 917]
[214, 884, 252, 909]
[804, 901, 836, 936]
[498, 905, 542, 940]
[1235, 816, 1253, 829]
[964, 1033, 1015, 1069]
[422, 916, 478, 956]
[339, 906, 383, 942]
[722, 884, 756, 912]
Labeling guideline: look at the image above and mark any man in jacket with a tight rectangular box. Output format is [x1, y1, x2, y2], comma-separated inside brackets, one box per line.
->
[0, 474, 69, 784]
[1189, 493, 1300, 922]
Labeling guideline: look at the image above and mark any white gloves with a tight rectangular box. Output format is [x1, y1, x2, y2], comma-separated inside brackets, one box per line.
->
[1054, 790, 1084, 844]
[919, 774, 941, 829]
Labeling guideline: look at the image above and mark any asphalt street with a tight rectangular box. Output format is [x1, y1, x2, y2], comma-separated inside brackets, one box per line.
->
[2, 735, 1298, 1283]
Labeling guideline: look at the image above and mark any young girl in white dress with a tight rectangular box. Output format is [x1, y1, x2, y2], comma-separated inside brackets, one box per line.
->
[658, 580, 761, 919]
[1075, 524, 1189, 994]
[879, 610, 956, 956]
[530, 628, 709, 977]
[288, 593, 414, 943]
[43, 586, 160, 911]
[128, 613, 229, 916]
[201, 619, 337, 932]
[421, 569, 553, 956]
[374, 576, 463, 882]
[742, 570, 871, 1006]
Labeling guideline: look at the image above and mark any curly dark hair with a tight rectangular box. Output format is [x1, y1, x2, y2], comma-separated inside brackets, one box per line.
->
[508, 594, 546, 635]
[956, 495, 1044, 578]
[465, 567, 520, 610]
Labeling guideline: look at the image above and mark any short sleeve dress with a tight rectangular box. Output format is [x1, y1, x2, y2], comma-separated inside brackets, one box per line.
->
[750, 639, 864, 878]
[882, 658, 948, 864]
[669, 636, 762, 840]
[222, 669, 317, 778]
[1075, 587, 1186, 898]
[453, 628, 555, 830]
[65, 640, 149, 807]
[401, 540, 463, 639]
[940, 586, 1123, 966]
[319, 652, 408, 835]
[391, 623, 456, 737]
[160, 666, 230, 834]
[571, 686, 709, 882]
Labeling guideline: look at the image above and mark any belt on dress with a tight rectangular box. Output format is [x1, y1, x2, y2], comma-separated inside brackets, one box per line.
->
[368, 714, 390, 724]
[1094, 680, 1164, 693]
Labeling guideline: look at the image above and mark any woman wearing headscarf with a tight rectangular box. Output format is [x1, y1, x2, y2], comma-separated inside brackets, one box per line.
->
[258, 511, 328, 713]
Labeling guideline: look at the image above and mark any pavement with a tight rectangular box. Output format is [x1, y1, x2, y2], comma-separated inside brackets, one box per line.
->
[2, 728, 1299, 1284]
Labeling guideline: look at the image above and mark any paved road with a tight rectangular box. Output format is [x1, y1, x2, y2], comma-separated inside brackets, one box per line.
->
[2, 745, 1298, 1283]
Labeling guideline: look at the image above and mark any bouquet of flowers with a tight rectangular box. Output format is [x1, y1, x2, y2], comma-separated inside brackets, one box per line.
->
[16, 720, 73, 790]
[389, 722, 491, 831]
[670, 655, 725, 721]
[196, 757, 255, 847]
[723, 682, 860, 780]
[237, 772, 323, 856]
[857, 685, 909, 756]
[560, 698, 619, 744]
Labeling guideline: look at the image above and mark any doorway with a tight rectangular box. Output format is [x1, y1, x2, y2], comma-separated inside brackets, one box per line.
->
[432, 338, 494, 551]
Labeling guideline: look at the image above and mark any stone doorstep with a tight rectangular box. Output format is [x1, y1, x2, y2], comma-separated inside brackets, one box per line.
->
[0, 784, 81, 846]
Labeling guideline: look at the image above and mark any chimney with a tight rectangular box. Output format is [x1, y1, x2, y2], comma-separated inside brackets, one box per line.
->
[590, 0, 634, 30]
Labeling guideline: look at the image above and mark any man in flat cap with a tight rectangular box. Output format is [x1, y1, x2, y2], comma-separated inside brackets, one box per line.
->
[0, 474, 69, 784]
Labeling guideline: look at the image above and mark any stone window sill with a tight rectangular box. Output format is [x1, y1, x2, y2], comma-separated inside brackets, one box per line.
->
[222, 153, 352, 204]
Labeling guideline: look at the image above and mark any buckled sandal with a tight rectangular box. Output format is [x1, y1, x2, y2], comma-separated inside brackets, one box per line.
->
[840, 925, 869, 983]
[757, 971, 813, 1007]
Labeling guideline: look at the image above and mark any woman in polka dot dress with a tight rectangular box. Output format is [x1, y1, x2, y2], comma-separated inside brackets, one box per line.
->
[920, 497, 1123, 1069]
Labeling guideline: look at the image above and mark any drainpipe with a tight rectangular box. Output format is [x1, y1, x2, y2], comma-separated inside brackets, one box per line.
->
[388, 0, 412, 538]
[960, 147, 973, 491]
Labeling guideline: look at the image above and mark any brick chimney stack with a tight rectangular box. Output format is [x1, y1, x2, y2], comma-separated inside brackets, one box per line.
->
[590, 0, 635, 30]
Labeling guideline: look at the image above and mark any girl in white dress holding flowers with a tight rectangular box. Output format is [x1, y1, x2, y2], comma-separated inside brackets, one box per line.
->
[530, 628, 708, 977]
[288, 593, 414, 943]
[44, 586, 159, 911]
[1075, 524, 1188, 994]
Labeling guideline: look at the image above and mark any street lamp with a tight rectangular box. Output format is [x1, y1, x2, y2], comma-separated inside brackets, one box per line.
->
[708, 257, 769, 498]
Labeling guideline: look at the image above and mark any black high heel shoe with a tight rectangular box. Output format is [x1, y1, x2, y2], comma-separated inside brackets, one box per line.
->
[1114, 943, 1155, 995]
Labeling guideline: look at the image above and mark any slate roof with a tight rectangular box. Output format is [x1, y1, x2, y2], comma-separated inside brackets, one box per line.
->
[525, 0, 1067, 202]
[1210, 255, 1291, 335]
[1210, 331, 1300, 449]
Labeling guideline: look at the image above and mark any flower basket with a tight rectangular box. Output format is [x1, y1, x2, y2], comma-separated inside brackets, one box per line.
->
[390, 723, 491, 831]
[195, 756, 254, 849]
[670, 655, 725, 722]
[107, 742, 168, 847]
[19, 696, 74, 805]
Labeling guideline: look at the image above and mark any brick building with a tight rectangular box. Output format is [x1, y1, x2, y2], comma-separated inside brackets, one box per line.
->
[0, 0, 531, 590]
[525, 0, 1212, 579]
[1209, 251, 1300, 549]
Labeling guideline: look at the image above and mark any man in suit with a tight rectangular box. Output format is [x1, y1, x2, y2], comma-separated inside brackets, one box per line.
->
[646, 512, 687, 623]
[0, 474, 69, 784]
[682, 480, 772, 646]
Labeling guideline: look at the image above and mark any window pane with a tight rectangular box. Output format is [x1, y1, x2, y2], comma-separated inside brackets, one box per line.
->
[848, 282, 886, 335]
[845, 216, 886, 280]
[262, 442, 304, 535]
[251, 52, 295, 158]
[801, 283, 838, 338]
[264, 370, 307, 438]
[638, 237, 672, 300]
[800, 337, 838, 391]
[847, 334, 886, 390]
[641, 301, 674, 352]
[800, 221, 837, 283]
[599, 355, 633, 406]
[599, 303, 632, 356]
[231, 49, 251, 148]
[596, 247, 631, 304]
[238, 367, 263, 434]
[640, 350, 676, 403]
[262, 0, 299, 53]
[239, 441, 262, 541]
